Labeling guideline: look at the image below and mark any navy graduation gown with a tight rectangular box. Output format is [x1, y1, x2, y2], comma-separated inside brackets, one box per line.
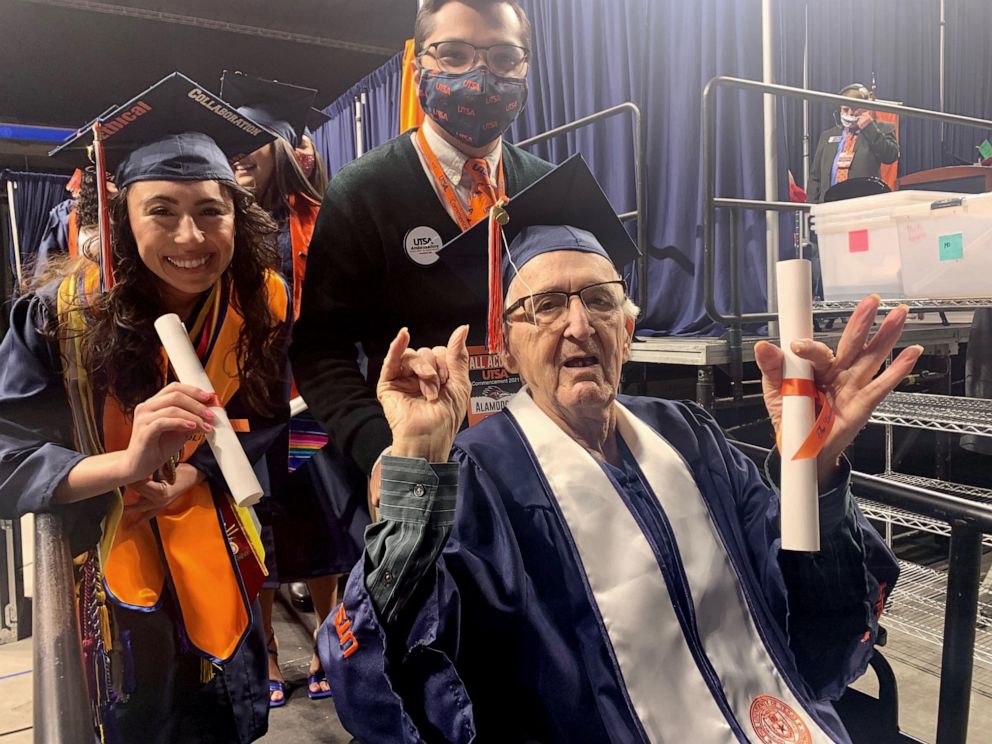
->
[319, 396, 898, 743]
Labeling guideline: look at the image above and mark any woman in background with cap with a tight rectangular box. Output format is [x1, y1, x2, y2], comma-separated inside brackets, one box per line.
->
[0, 72, 290, 742]
[221, 70, 352, 706]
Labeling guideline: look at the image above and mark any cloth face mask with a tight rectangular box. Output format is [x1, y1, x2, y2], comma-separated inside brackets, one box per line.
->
[418, 67, 528, 148]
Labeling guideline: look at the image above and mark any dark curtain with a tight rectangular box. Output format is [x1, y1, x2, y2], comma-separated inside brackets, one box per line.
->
[0, 170, 69, 283]
[312, 52, 404, 177]
[944, 0, 992, 165]
[510, 0, 771, 335]
[779, 0, 942, 187]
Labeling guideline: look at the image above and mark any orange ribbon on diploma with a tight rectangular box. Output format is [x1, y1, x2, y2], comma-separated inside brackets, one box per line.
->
[777, 378, 835, 460]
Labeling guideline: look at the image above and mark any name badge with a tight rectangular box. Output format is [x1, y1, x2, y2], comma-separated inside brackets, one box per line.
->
[403, 226, 443, 266]
[828, 135, 842, 144]
[466, 345, 521, 426]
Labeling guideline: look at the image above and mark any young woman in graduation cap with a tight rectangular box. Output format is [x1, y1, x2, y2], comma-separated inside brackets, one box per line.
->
[220, 70, 358, 706]
[0, 72, 291, 743]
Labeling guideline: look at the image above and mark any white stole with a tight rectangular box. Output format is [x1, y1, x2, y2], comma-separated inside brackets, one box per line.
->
[507, 391, 838, 744]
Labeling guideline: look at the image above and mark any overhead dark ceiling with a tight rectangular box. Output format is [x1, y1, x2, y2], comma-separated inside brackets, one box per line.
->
[0, 0, 416, 170]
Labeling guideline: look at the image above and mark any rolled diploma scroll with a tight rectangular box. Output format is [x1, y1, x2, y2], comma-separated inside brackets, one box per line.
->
[154, 313, 263, 507]
[776, 259, 820, 552]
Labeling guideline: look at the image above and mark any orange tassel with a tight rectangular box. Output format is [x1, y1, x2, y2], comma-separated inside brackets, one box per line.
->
[486, 201, 507, 355]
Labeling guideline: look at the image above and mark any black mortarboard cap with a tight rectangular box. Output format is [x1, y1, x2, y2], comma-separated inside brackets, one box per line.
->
[220, 71, 316, 148]
[50, 72, 275, 188]
[438, 154, 639, 353]
[441, 153, 639, 294]
[306, 107, 331, 133]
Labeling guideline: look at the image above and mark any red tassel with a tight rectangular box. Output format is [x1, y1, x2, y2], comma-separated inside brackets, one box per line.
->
[66, 168, 83, 197]
[91, 122, 115, 292]
[486, 204, 505, 355]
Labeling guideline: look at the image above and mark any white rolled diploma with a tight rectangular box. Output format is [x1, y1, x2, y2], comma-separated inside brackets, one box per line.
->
[154, 314, 263, 507]
[775, 259, 820, 551]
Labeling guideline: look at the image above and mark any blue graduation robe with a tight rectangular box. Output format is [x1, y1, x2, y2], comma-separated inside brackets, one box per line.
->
[319, 395, 898, 743]
[0, 289, 289, 743]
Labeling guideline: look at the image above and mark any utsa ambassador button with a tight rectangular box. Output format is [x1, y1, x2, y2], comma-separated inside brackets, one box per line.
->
[404, 226, 444, 266]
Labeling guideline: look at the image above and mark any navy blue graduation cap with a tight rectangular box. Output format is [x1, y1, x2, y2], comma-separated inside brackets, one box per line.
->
[439, 154, 639, 353]
[50, 72, 276, 188]
[220, 71, 316, 148]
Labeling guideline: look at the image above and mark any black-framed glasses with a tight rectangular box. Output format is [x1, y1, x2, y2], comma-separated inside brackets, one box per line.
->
[504, 280, 628, 327]
[418, 40, 529, 77]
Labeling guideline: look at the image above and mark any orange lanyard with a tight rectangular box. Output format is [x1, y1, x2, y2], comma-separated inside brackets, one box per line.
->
[416, 127, 506, 231]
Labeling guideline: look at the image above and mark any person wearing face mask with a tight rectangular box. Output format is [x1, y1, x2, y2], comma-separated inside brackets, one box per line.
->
[291, 0, 553, 500]
[807, 83, 900, 204]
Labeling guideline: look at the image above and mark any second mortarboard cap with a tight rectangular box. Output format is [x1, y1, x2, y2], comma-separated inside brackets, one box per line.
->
[220, 71, 317, 148]
[439, 154, 639, 352]
[50, 72, 276, 189]
[306, 107, 331, 134]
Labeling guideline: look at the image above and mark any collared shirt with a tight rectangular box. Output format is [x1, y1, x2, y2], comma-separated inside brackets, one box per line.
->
[412, 122, 503, 223]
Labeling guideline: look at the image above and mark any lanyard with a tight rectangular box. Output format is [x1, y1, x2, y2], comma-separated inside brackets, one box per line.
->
[416, 127, 506, 231]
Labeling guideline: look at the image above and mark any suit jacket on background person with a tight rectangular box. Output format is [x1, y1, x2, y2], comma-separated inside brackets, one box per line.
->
[291, 130, 553, 476]
[807, 120, 900, 204]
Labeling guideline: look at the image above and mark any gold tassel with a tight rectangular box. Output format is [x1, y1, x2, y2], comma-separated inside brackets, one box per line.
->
[200, 658, 216, 684]
[96, 589, 112, 652]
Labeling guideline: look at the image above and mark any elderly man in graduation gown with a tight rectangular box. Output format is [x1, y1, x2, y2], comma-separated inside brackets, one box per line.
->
[318, 157, 922, 744]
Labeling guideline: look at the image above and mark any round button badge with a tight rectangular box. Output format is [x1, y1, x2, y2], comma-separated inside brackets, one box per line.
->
[404, 226, 444, 266]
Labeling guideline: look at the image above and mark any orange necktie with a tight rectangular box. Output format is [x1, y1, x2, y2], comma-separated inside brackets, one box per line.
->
[465, 158, 498, 225]
[835, 133, 858, 184]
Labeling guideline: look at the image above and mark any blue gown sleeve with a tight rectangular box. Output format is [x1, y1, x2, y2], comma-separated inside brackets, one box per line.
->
[0, 292, 87, 518]
[685, 402, 899, 701]
[319, 451, 527, 744]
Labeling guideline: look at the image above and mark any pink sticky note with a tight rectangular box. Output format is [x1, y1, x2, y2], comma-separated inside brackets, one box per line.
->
[848, 229, 869, 253]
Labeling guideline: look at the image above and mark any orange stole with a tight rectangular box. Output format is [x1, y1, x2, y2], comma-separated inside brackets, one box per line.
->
[399, 38, 426, 133]
[288, 194, 319, 322]
[101, 272, 287, 662]
[67, 208, 80, 258]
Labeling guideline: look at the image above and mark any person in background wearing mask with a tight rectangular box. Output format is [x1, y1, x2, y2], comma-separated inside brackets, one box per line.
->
[292, 0, 553, 501]
[807, 82, 900, 204]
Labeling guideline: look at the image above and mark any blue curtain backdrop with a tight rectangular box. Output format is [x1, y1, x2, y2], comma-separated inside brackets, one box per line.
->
[311, 52, 405, 177]
[1, 170, 69, 281]
[317, 0, 992, 335]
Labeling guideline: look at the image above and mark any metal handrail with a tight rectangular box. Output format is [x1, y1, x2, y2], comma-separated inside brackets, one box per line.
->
[515, 102, 648, 312]
[733, 438, 991, 744]
[703, 75, 992, 329]
[32, 513, 91, 744]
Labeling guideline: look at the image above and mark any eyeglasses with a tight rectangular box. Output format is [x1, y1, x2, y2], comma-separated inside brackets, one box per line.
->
[418, 40, 529, 77]
[504, 280, 628, 328]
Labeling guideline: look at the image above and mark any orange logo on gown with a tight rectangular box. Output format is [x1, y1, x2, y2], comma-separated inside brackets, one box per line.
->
[749, 695, 813, 744]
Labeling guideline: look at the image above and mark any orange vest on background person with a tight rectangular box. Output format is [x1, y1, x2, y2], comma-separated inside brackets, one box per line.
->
[67, 208, 80, 258]
[288, 193, 320, 320]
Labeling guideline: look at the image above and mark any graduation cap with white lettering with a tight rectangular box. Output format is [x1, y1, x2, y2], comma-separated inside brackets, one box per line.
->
[220, 71, 317, 148]
[49, 71, 275, 289]
[50, 72, 275, 188]
[439, 154, 639, 354]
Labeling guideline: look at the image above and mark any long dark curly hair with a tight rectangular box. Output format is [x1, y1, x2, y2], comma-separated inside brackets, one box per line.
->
[56, 181, 285, 416]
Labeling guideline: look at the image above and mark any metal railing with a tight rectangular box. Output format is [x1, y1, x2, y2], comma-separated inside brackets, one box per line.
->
[702, 76, 992, 402]
[516, 102, 648, 312]
[734, 439, 992, 744]
[32, 513, 91, 743]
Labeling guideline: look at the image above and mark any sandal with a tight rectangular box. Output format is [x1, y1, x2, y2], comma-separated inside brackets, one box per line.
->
[307, 637, 332, 700]
[266, 630, 288, 708]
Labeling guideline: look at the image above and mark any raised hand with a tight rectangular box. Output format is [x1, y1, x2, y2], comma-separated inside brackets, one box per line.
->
[124, 463, 205, 526]
[377, 325, 471, 463]
[754, 295, 922, 487]
[123, 382, 216, 482]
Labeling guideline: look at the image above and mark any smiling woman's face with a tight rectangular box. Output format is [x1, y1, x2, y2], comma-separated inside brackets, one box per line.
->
[126, 179, 235, 312]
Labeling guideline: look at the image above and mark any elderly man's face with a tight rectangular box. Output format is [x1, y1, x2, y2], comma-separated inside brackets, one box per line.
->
[503, 250, 634, 417]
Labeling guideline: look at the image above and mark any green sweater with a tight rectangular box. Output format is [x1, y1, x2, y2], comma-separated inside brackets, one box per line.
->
[291, 130, 553, 475]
